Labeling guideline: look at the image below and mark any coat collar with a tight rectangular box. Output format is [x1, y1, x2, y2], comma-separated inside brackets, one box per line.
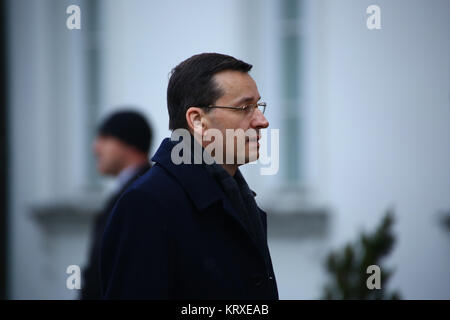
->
[151, 137, 226, 212]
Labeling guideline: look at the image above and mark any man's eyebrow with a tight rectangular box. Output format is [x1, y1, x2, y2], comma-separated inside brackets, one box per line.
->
[236, 96, 261, 105]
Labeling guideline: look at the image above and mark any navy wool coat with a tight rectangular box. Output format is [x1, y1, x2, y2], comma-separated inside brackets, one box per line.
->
[100, 138, 279, 299]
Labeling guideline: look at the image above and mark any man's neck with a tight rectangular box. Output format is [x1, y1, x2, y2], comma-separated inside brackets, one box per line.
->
[116, 160, 146, 178]
[121, 157, 149, 172]
[221, 163, 237, 177]
[191, 132, 237, 176]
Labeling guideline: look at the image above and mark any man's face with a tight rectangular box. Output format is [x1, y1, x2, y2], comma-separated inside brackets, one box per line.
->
[93, 135, 129, 176]
[202, 70, 269, 165]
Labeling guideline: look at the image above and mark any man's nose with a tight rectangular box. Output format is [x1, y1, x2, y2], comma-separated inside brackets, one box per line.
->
[252, 109, 269, 129]
[92, 140, 100, 155]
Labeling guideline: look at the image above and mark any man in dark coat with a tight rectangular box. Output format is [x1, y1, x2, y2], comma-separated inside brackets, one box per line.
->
[100, 53, 278, 299]
[80, 110, 152, 300]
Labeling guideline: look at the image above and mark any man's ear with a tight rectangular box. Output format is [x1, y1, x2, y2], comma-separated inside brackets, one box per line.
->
[186, 107, 206, 135]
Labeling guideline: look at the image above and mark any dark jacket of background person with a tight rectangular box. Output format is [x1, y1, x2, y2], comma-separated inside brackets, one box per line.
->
[99, 138, 279, 299]
[80, 163, 151, 300]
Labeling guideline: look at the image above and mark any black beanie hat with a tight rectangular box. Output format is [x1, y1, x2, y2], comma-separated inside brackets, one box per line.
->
[98, 110, 152, 153]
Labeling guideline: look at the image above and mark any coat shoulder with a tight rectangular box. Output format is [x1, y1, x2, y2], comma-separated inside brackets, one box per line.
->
[117, 163, 192, 214]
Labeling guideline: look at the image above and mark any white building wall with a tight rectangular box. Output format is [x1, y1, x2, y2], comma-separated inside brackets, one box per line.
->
[321, 0, 450, 299]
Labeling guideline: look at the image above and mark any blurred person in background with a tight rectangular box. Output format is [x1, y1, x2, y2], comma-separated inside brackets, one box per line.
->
[80, 110, 153, 300]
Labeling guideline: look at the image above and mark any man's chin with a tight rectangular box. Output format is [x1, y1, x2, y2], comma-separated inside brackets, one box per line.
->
[96, 165, 106, 175]
[245, 151, 259, 164]
[97, 165, 116, 176]
[246, 144, 260, 163]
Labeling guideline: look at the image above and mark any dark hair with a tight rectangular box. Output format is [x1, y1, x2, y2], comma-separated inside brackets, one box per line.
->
[167, 53, 252, 130]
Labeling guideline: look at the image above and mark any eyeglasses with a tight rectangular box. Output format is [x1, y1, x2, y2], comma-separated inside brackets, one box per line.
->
[205, 102, 267, 115]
